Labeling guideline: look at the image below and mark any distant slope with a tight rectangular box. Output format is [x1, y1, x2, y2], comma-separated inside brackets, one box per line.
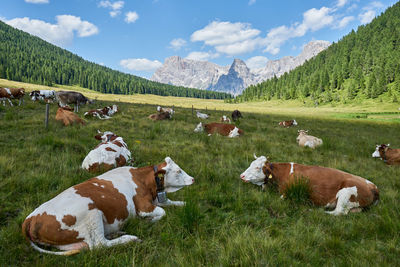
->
[237, 2, 400, 103]
[0, 21, 231, 100]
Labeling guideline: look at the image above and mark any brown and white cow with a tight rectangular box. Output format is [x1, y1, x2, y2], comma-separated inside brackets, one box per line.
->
[194, 122, 243, 138]
[372, 144, 400, 165]
[148, 111, 171, 121]
[279, 119, 297, 127]
[157, 106, 174, 116]
[55, 107, 85, 126]
[240, 155, 379, 215]
[82, 131, 132, 173]
[84, 105, 118, 120]
[0, 87, 25, 106]
[296, 130, 323, 149]
[220, 115, 231, 123]
[22, 157, 194, 255]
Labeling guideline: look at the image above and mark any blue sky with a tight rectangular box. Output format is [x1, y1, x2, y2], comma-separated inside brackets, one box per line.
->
[1, 0, 397, 78]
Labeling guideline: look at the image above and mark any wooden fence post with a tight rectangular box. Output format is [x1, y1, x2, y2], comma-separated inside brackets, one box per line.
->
[45, 103, 49, 129]
[192, 105, 194, 115]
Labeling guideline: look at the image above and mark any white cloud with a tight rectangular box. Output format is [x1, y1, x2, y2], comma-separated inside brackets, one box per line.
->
[248, 0, 256, 6]
[3, 15, 98, 46]
[334, 16, 355, 29]
[120, 58, 162, 71]
[303, 7, 334, 31]
[25, 0, 49, 3]
[359, 10, 376, 24]
[245, 56, 268, 69]
[169, 38, 187, 50]
[125, 11, 139, 23]
[186, 51, 219, 61]
[336, 0, 348, 8]
[99, 1, 124, 17]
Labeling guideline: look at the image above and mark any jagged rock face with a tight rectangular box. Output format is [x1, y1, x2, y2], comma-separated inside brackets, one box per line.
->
[151, 40, 331, 95]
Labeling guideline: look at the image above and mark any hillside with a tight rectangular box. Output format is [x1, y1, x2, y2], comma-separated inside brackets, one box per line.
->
[237, 2, 400, 103]
[0, 21, 231, 100]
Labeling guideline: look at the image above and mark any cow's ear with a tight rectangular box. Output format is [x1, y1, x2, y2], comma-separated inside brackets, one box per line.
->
[94, 134, 102, 140]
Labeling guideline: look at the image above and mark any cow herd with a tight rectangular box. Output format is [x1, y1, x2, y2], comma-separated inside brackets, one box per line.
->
[0, 87, 397, 255]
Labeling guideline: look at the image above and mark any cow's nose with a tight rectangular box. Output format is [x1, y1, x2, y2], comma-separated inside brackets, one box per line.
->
[192, 178, 195, 183]
[240, 174, 245, 179]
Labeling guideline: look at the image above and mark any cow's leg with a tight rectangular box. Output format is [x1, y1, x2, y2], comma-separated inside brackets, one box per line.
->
[326, 187, 359, 216]
[7, 98, 13, 106]
[155, 199, 185, 207]
[138, 206, 166, 222]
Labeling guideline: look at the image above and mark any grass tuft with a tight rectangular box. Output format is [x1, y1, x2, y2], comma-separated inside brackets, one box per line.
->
[283, 176, 312, 205]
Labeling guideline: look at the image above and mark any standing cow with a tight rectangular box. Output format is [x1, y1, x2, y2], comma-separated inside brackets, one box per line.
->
[29, 90, 56, 103]
[0, 87, 25, 106]
[231, 110, 242, 121]
[56, 91, 93, 112]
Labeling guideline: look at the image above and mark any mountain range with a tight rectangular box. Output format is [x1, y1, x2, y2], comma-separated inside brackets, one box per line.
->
[152, 40, 331, 95]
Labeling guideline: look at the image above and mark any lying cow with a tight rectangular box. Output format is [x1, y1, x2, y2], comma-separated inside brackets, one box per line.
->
[157, 106, 174, 116]
[240, 155, 379, 215]
[84, 105, 118, 120]
[30, 90, 56, 103]
[148, 112, 171, 121]
[279, 119, 298, 127]
[372, 144, 400, 165]
[194, 122, 243, 138]
[55, 107, 85, 126]
[196, 111, 209, 119]
[232, 110, 242, 121]
[56, 91, 93, 112]
[22, 157, 194, 255]
[220, 115, 231, 123]
[0, 87, 25, 106]
[296, 130, 323, 149]
[82, 131, 132, 173]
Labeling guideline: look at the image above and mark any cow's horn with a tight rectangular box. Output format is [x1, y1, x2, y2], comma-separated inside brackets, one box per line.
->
[387, 143, 390, 146]
[253, 153, 258, 159]
[97, 129, 101, 134]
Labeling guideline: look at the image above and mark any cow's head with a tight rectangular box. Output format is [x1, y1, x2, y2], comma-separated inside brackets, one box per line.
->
[95, 130, 118, 142]
[240, 154, 270, 186]
[161, 157, 194, 192]
[157, 106, 161, 112]
[296, 130, 308, 142]
[194, 122, 204, 132]
[112, 104, 118, 113]
[228, 127, 240, 138]
[293, 119, 298, 126]
[372, 145, 381, 158]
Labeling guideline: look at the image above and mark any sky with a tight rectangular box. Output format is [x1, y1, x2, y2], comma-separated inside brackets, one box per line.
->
[1, 0, 397, 79]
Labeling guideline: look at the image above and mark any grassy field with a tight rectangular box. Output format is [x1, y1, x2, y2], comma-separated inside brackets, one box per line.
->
[0, 89, 399, 266]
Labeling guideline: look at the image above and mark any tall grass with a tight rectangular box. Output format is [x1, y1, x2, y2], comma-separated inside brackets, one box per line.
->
[0, 95, 399, 266]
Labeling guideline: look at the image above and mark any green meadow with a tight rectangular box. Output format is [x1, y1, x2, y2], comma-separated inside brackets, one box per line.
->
[0, 82, 399, 266]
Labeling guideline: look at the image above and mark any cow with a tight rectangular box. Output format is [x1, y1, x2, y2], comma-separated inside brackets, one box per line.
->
[279, 119, 298, 127]
[22, 157, 194, 255]
[157, 106, 174, 116]
[372, 144, 400, 165]
[84, 105, 118, 120]
[194, 122, 243, 138]
[220, 115, 231, 123]
[56, 91, 93, 112]
[196, 111, 209, 119]
[29, 90, 56, 103]
[0, 87, 25, 106]
[55, 107, 85, 126]
[231, 110, 242, 121]
[148, 112, 171, 121]
[296, 130, 323, 149]
[240, 155, 379, 216]
[82, 131, 132, 173]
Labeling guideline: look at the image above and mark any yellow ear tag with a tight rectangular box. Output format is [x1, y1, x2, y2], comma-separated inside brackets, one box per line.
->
[268, 174, 273, 179]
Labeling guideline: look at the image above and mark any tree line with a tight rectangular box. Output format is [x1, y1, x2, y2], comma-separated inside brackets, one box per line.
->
[235, 2, 400, 103]
[0, 21, 231, 100]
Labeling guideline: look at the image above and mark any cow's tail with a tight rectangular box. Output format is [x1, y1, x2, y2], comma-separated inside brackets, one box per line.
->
[371, 188, 380, 206]
[22, 218, 80, 256]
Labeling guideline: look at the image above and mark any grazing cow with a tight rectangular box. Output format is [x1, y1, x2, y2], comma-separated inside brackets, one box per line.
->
[196, 111, 209, 119]
[220, 115, 231, 123]
[231, 110, 242, 121]
[240, 155, 379, 216]
[22, 157, 194, 255]
[296, 130, 323, 149]
[194, 122, 243, 138]
[148, 111, 171, 121]
[0, 87, 25, 106]
[55, 107, 85, 126]
[29, 90, 56, 103]
[56, 91, 93, 112]
[372, 144, 400, 165]
[279, 119, 298, 127]
[157, 106, 174, 116]
[84, 105, 118, 120]
[82, 131, 132, 173]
